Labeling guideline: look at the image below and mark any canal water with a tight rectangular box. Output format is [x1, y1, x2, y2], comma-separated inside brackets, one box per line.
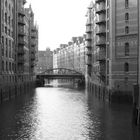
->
[0, 86, 140, 140]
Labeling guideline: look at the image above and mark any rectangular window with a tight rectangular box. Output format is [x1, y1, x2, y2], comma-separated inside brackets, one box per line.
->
[2, 36, 4, 44]
[2, 61, 4, 71]
[124, 62, 129, 72]
[125, 0, 129, 8]
[9, 16, 10, 25]
[6, 62, 8, 71]
[125, 26, 129, 34]
[5, 13, 7, 24]
[6, 47, 8, 57]
[107, 9, 109, 19]
[5, 26, 7, 34]
[125, 13, 129, 23]
[125, 42, 129, 56]
[6, 38, 8, 46]
[2, 47, 4, 56]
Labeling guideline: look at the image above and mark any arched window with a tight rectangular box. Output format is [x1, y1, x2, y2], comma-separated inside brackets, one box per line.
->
[125, 0, 129, 8]
[125, 26, 129, 34]
[125, 42, 129, 56]
[9, 62, 11, 71]
[9, 4, 11, 11]
[124, 62, 129, 72]
[5, 0, 7, 7]
[125, 13, 129, 22]
[9, 16, 10, 25]
[5, 13, 7, 23]
[2, 61, 4, 71]
[12, 63, 14, 72]
[6, 61, 8, 71]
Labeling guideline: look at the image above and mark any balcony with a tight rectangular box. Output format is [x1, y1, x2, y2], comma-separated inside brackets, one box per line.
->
[96, 4, 106, 14]
[87, 67, 92, 75]
[86, 34, 92, 41]
[97, 50, 106, 61]
[86, 50, 92, 56]
[18, 29, 26, 36]
[86, 26, 92, 33]
[18, 57, 25, 64]
[31, 27, 37, 32]
[86, 41, 92, 48]
[18, 47, 25, 55]
[31, 47, 36, 53]
[31, 32, 36, 38]
[96, 27, 106, 36]
[98, 70, 106, 78]
[95, 0, 105, 3]
[31, 40, 36, 45]
[23, 0, 26, 5]
[96, 16, 106, 25]
[31, 53, 36, 61]
[31, 62, 35, 67]
[99, 64, 106, 76]
[96, 38, 106, 46]
[18, 18, 25, 25]
[18, 8, 25, 16]
[86, 57, 92, 66]
[86, 61, 92, 66]
[18, 39, 26, 45]
[86, 19, 92, 25]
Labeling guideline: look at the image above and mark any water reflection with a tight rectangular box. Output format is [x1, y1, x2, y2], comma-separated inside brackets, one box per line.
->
[0, 87, 139, 139]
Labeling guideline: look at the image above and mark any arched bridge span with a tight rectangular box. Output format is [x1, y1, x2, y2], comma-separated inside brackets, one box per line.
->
[36, 68, 85, 79]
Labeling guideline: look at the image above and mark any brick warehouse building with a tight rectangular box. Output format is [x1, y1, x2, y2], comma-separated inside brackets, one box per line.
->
[86, 0, 140, 102]
[0, 0, 38, 102]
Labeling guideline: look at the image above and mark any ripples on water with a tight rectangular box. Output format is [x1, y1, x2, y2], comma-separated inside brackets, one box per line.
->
[0, 87, 139, 140]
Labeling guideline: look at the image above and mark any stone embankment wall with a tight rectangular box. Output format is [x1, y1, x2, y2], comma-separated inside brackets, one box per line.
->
[0, 79, 35, 104]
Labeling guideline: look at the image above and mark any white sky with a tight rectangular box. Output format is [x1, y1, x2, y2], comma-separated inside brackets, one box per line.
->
[25, 0, 91, 51]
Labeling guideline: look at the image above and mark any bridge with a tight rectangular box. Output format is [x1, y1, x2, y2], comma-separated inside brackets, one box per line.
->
[36, 68, 85, 86]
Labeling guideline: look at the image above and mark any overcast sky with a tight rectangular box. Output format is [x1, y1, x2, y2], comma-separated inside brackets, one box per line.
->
[26, 0, 91, 51]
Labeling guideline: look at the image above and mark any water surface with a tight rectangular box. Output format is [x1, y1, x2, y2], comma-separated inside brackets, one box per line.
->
[0, 87, 139, 140]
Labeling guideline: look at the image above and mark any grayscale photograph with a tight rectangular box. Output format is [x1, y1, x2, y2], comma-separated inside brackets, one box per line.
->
[0, 0, 140, 139]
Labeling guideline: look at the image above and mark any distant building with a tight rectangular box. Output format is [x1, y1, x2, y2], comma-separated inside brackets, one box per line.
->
[53, 49, 58, 70]
[53, 35, 86, 75]
[36, 48, 53, 73]
[36, 51, 47, 73]
[46, 48, 53, 70]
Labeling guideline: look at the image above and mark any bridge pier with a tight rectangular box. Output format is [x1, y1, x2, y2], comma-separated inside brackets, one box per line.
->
[35, 77, 45, 87]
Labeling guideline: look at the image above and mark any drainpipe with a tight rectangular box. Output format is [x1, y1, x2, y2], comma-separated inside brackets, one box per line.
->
[137, 0, 140, 125]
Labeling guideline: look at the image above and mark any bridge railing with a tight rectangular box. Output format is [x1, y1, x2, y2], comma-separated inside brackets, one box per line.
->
[38, 68, 84, 76]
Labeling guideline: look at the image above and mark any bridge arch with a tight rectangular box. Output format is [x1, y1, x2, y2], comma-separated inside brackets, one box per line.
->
[39, 68, 83, 76]
[36, 68, 85, 87]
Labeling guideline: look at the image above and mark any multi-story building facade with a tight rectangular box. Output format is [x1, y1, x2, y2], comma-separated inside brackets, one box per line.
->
[46, 48, 53, 70]
[86, 0, 140, 102]
[53, 35, 86, 75]
[0, 0, 17, 101]
[0, 0, 38, 102]
[36, 48, 53, 74]
[53, 49, 58, 70]
[36, 51, 47, 73]
[28, 5, 38, 77]
[78, 36, 86, 75]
